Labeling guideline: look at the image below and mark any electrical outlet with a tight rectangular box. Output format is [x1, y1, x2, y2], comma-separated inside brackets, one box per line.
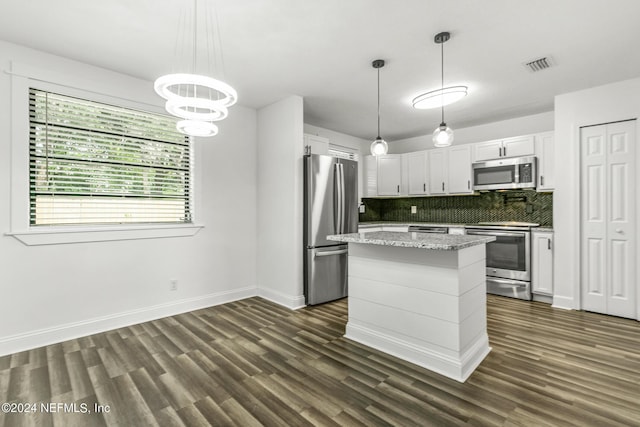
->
[170, 279, 178, 291]
[411, 206, 417, 214]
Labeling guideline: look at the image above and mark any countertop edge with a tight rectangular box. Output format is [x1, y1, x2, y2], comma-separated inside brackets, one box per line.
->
[328, 232, 496, 251]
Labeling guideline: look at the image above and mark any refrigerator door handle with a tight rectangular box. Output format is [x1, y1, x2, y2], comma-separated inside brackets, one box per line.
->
[333, 163, 341, 234]
[315, 248, 348, 257]
[339, 163, 345, 234]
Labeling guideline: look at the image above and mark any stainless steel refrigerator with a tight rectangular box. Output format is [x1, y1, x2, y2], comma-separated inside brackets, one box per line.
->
[304, 154, 359, 305]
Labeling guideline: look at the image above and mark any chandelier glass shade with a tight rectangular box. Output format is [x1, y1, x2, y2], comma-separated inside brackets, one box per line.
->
[370, 137, 389, 156]
[154, 0, 237, 137]
[432, 123, 454, 147]
[412, 85, 467, 109]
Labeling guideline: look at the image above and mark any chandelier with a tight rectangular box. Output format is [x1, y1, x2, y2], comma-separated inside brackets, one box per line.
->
[154, 0, 237, 137]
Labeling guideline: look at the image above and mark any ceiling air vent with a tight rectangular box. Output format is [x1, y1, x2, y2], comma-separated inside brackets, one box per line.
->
[523, 56, 554, 72]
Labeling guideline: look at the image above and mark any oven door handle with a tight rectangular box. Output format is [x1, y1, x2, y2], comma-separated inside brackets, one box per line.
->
[487, 278, 529, 288]
[467, 230, 526, 237]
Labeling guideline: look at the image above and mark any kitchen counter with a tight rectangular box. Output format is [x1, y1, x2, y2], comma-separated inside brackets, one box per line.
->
[331, 230, 493, 382]
[328, 231, 495, 251]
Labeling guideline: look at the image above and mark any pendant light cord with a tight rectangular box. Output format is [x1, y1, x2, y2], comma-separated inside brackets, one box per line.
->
[377, 66, 381, 138]
[440, 39, 444, 125]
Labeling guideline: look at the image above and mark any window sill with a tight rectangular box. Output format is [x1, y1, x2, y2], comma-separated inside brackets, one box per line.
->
[5, 224, 204, 246]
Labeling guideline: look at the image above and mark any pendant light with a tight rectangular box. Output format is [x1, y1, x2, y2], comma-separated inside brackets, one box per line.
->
[154, 0, 237, 137]
[370, 59, 388, 156]
[432, 32, 455, 147]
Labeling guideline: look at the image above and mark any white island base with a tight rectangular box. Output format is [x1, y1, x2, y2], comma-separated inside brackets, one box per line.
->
[344, 241, 491, 383]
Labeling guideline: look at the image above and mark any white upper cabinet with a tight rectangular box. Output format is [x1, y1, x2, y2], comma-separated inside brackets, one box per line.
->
[303, 133, 329, 155]
[405, 151, 428, 195]
[535, 132, 555, 191]
[377, 154, 403, 196]
[502, 135, 535, 158]
[448, 145, 473, 194]
[474, 135, 535, 161]
[428, 149, 448, 195]
[473, 139, 503, 162]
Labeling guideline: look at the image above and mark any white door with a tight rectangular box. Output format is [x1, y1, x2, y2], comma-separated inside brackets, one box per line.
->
[406, 151, 428, 195]
[428, 149, 447, 194]
[377, 155, 402, 196]
[581, 120, 636, 318]
[448, 145, 472, 194]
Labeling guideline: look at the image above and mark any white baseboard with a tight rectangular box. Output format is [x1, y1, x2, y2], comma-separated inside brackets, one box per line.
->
[257, 287, 306, 310]
[345, 322, 491, 383]
[552, 295, 577, 310]
[0, 286, 258, 357]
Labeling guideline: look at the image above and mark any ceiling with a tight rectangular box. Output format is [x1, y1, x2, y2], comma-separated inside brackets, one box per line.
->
[1, 0, 640, 141]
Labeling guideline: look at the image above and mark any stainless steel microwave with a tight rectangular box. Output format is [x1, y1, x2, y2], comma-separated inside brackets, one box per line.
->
[472, 156, 537, 191]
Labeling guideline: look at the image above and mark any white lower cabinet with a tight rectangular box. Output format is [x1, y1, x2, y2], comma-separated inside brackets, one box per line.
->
[532, 230, 553, 296]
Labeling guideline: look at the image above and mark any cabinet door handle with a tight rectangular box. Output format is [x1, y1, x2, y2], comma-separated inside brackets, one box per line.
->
[503, 146, 507, 157]
[468, 180, 470, 189]
[397, 185, 400, 193]
[541, 176, 544, 186]
[442, 182, 445, 192]
[423, 183, 426, 192]
[548, 239, 551, 250]
[498, 147, 502, 157]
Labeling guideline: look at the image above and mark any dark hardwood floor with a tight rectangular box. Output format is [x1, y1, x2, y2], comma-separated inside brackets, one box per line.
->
[1, 295, 639, 426]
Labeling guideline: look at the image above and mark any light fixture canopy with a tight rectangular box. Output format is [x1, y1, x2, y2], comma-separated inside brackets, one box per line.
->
[154, 0, 237, 137]
[412, 86, 468, 109]
[370, 59, 388, 156]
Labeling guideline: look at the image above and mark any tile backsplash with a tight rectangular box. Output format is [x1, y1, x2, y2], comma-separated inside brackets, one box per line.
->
[360, 190, 553, 226]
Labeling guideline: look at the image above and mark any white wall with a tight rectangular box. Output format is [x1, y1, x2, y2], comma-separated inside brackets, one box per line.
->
[388, 111, 554, 153]
[304, 124, 370, 201]
[553, 77, 640, 315]
[0, 41, 259, 355]
[257, 96, 305, 308]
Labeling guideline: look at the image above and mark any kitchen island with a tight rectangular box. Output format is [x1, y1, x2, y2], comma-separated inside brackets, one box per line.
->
[327, 231, 495, 382]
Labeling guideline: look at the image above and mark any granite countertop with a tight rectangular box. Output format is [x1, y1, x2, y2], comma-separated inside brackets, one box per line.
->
[327, 231, 496, 251]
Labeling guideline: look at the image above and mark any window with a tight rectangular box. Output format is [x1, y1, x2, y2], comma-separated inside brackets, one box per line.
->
[29, 89, 192, 227]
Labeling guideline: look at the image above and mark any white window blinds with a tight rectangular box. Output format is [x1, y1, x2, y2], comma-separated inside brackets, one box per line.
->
[29, 89, 192, 226]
